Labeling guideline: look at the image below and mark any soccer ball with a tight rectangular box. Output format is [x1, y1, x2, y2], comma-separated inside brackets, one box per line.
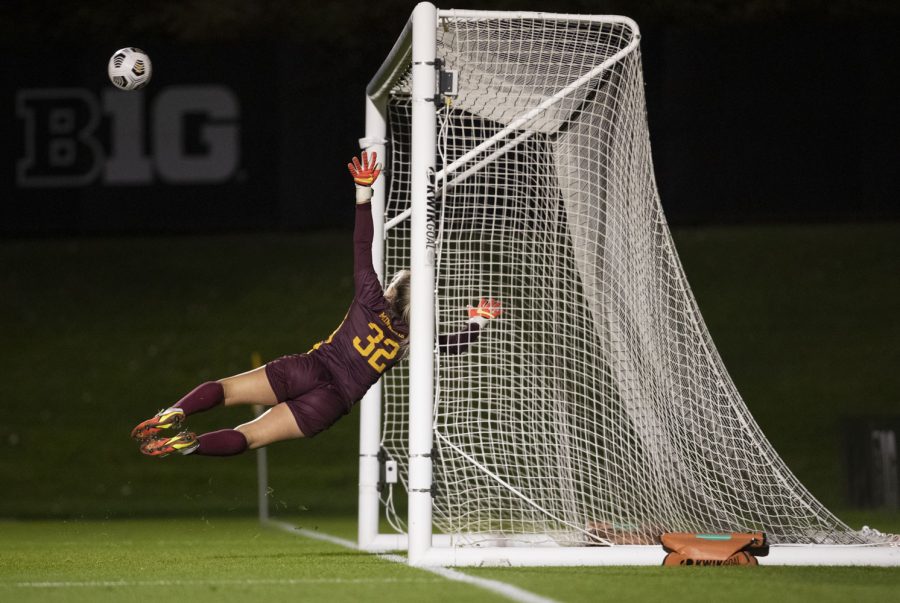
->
[107, 47, 152, 91]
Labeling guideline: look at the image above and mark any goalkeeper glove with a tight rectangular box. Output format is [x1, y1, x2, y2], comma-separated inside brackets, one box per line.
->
[467, 298, 502, 328]
[347, 151, 382, 204]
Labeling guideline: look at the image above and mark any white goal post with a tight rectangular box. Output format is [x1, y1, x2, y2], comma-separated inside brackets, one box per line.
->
[356, 2, 899, 566]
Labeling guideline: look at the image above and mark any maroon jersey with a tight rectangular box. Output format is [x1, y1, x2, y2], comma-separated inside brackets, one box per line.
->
[309, 204, 410, 402]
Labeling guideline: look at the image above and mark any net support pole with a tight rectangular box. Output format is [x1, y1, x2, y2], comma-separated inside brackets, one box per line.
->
[252, 403, 269, 523]
[407, 0, 438, 566]
[357, 94, 389, 551]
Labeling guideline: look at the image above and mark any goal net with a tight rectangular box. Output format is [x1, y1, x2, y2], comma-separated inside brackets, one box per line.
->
[361, 5, 895, 562]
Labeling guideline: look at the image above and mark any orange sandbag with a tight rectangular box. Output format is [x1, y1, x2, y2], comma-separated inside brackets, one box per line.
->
[660, 532, 768, 566]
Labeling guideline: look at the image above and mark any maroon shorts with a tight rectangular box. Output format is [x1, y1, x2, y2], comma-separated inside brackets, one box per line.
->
[264, 353, 349, 438]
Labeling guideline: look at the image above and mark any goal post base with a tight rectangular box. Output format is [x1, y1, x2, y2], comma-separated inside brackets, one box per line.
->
[359, 533, 408, 553]
[411, 545, 900, 568]
[360, 531, 900, 566]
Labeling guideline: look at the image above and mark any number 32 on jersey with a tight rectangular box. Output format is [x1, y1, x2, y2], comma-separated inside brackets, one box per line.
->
[353, 322, 400, 373]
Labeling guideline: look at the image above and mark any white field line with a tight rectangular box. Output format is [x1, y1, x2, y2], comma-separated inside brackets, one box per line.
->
[266, 520, 558, 603]
[11, 578, 439, 588]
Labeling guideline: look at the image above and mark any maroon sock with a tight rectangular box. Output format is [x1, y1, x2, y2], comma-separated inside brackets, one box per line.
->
[195, 429, 248, 456]
[172, 381, 224, 416]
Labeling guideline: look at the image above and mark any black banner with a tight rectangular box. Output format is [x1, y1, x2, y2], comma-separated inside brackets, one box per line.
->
[3, 26, 898, 236]
[4, 45, 292, 234]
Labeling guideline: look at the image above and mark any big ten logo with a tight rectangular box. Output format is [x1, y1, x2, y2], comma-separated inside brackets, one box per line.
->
[16, 86, 240, 187]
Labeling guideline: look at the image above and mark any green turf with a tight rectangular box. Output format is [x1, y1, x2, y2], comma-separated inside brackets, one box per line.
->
[2, 518, 898, 603]
[468, 565, 900, 603]
[0, 518, 487, 603]
[0, 222, 897, 521]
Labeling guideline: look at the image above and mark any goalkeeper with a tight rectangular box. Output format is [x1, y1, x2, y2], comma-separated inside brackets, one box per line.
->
[132, 151, 502, 457]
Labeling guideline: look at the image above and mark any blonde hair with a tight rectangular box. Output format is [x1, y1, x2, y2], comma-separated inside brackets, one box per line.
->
[384, 269, 411, 354]
[384, 269, 411, 324]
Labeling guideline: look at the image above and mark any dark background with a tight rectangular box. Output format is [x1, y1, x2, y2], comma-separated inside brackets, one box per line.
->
[3, 0, 898, 235]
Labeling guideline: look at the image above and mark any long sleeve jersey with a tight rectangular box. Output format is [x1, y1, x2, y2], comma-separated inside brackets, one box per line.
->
[309, 203, 409, 403]
[309, 203, 482, 404]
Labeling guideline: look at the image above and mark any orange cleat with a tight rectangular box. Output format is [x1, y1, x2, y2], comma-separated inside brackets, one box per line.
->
[131, 408, 185, 441]
[140, 431, 198, 457]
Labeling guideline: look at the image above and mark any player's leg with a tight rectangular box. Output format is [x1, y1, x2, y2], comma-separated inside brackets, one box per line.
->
[131, 369, 275, 441]
[137, 354, 336, 456]
[219, 366, 278, 407]
[235, 403, 304, 450]
[131, 380, 225, 441]
[142, 403, 303, 457]
[191, 382, 347, 455]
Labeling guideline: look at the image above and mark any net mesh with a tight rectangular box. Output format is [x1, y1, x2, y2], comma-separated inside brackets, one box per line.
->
[379, 14, 876, 546]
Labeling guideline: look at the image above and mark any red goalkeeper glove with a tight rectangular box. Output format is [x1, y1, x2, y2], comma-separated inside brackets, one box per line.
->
[467, 298, 502, 327]
[348, 151, 382, 204]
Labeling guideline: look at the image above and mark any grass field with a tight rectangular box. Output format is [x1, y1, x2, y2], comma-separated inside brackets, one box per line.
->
[2, 517, 899, 603]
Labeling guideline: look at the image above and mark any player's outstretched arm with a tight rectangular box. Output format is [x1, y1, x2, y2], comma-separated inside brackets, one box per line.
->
[438, 298, 502, 355]
[349, 151, 385, 303]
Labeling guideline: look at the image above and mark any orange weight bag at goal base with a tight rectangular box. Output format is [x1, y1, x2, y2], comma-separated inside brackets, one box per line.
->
[660, 532, 769, 566]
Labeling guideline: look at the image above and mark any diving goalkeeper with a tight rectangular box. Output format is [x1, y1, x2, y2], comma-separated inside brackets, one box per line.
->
[132, 151, 502, 457]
